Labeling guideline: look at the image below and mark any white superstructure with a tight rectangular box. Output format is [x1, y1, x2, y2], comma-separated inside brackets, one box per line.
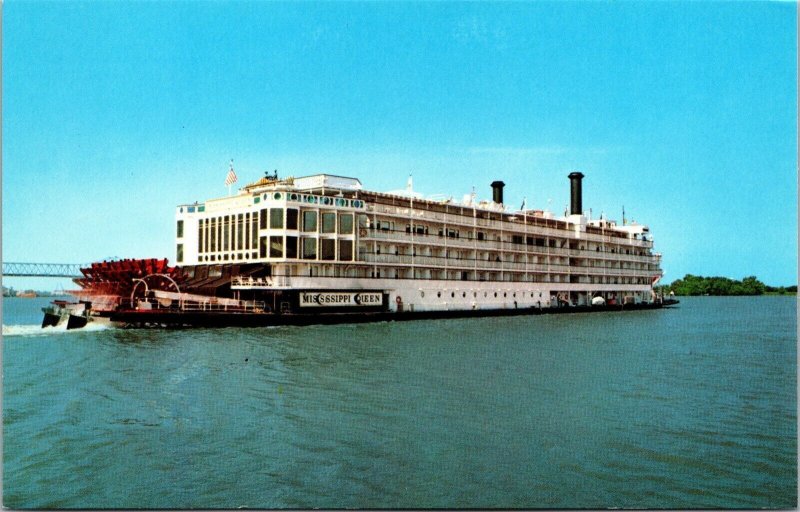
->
[174, 172, 663, 312]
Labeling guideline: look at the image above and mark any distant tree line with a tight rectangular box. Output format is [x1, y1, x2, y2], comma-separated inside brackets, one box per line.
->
[662, 274, 797, 296]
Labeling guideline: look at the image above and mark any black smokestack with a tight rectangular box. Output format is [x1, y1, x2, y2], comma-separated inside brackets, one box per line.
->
[491, 180, 505, 204]
[568, 172, 584, 215]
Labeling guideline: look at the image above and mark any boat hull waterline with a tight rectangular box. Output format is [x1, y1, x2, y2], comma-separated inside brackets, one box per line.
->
[100, 300, 679, 329]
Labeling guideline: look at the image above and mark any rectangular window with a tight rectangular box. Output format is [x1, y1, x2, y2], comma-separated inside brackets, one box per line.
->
[210, 218, 217, 252]
[236, 214, 243, 250]
[302, 238, 317, 259]
[512, 235, 524, 245]
[244, 213, 250, 250]
[285, 236, 298, 259]
[270, 236, 284, 258]
[286, 209, 299, 230]
[223, 216, 230, 250]
[259, 236, 267, 258]
[177, 220, 184, 238]
[302, 211, 317, 232]
[205, 219, 211, 253]
[270, 208, 283, 229]
[177, 244, 184, 263]
[198, 219, 204, 253]
[339, 213, 353, 234]
[339, 240, 353, 261]
[260, 209, 268, 229]
[322, 213, 336, 233]
[251, 216, 258, 248]
[321, 238, 336, 260]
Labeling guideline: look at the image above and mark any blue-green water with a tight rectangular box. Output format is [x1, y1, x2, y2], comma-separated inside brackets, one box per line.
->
[3, 296, 796, 508]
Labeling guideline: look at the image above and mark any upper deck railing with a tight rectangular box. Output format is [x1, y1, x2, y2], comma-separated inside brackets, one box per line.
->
[360, 230, 658, 262]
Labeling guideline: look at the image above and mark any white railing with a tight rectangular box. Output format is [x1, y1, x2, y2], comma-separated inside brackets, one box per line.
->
[361, 206, 659, 250]
[135, 297, 267, 313]
[231, 276, 271, 287]
[178, 300, 266, 313]
[358, 253, 657, 277]
[361, 229, 659, 263]
[230, 275, 292, 288]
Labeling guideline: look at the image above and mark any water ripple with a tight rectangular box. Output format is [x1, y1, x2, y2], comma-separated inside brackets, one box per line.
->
[3, 296, 796, 508]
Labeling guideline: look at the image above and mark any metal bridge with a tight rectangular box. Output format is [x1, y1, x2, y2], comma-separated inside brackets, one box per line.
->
[2, 262, 85, 278]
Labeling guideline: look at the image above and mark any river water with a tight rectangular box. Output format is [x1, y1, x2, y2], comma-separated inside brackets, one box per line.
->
[2, 296, 796, 508]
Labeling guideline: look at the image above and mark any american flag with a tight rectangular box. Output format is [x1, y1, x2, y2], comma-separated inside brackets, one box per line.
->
[225, 162, 238, 186]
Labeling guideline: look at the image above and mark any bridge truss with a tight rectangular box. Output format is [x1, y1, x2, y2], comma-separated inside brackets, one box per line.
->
[2, 262, 85, 278]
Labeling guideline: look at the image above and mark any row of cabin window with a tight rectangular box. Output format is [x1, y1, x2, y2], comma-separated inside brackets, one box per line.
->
[375, 223, 648, 255]
[258, 236, 354, 261]
[197, 215, 259, 254]
[422, 290, 546, 299]
[186, 236, 355, 263]
[177, 243, 257, 263]
[177, 243, 258, 264]
[258, 208, 355, 235]
[193, 210, 356, 255]
[375, 222, 557, 247]
[178, 238, 358, 263]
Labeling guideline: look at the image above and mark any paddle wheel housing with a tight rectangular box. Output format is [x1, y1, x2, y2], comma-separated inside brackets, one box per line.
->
[70, 258, 186, 312]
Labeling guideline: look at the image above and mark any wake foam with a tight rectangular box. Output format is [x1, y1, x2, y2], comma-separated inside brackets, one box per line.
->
[2, 322, 111, 337]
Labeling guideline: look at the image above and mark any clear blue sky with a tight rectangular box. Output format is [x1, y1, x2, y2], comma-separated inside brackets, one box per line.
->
[3, 1, 797, 291]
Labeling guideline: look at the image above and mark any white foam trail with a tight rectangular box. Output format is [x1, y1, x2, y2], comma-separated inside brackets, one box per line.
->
[2, 322, 111, 337]
[75, 322, 112, 333]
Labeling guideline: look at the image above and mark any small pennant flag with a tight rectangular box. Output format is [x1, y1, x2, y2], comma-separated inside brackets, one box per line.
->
[520, 197, 527, 210]
[225, 161, 238, 186]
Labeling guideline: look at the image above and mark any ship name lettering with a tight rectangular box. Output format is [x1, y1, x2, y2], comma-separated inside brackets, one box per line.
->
[300, 292, 382, 307]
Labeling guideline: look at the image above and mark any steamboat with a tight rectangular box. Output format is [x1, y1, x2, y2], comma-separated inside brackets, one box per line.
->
[47, 170, 676, 329]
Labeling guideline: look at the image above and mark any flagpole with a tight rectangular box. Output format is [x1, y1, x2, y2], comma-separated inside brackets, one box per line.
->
[226, 159, 237, 197]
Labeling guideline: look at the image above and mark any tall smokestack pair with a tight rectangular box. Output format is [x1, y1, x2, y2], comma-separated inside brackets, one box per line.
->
[490, 173, 584, 213]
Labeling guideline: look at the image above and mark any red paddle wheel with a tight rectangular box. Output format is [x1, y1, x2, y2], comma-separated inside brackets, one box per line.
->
[70, 258, 187, 312]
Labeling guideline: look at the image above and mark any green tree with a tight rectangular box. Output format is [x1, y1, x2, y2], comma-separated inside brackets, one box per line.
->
[668, 274, 767, 296]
